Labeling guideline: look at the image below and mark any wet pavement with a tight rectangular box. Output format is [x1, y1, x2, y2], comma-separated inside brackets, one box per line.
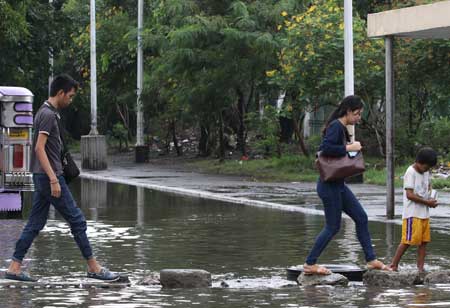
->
[2, 180, 450, 307]
[2, 156, 450, 307]
[79, 155, 450, 233]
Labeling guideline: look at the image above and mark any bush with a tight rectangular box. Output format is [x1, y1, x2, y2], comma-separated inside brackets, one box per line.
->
[418, 117, 450, 155]
[305, 134, 322, 154]
[110, 122, 129, 151]
[246, 106, 282, 157]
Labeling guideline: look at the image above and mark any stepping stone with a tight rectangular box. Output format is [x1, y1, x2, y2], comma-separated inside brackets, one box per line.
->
[363, 270, 421, 287]
[160, 269, 211, 288]
[424, 270, 450, 284]
[137, 273, 161, 286]
[0, 276, 130, 289]
[297, 272, 349, 287]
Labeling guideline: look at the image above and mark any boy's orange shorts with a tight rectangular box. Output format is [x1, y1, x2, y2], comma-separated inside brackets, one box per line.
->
[402, 217, 430, 246]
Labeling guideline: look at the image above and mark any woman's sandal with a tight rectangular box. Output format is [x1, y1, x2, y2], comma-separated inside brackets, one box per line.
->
[367, 260, 392, 271]
[303, 264, 332, 275]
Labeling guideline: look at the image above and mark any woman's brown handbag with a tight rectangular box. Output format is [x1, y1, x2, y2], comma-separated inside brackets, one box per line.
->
[315, 151, 365, 182]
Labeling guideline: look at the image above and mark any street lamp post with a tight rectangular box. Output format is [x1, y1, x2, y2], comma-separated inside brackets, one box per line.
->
[136, 0, 143, 147]
[48, 0, 54, 96]
[344, 0, 355, 141]
[135, 0, 149, 162]
[89, 0, 98, 135]
[343, 0, 364, 184]
[81, 0, 108, 170]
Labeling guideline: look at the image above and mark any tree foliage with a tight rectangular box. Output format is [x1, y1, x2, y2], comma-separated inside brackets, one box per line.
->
[2, 0, 450, 159]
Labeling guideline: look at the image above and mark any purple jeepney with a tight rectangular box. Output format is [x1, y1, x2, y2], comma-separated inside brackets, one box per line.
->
[0, 87, 34, 212]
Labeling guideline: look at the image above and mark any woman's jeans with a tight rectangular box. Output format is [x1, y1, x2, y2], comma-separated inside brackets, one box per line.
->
[12, 174, 93, 263]
[305, 180, 376, 265]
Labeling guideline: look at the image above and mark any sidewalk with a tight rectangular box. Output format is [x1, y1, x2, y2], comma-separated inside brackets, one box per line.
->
[77, 152, 450, 232]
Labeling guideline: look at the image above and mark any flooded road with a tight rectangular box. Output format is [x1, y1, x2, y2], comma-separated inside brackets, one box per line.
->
[2, 178, 450, 307]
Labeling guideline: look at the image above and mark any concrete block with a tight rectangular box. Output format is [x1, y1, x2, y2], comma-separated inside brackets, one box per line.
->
[363, 270, 420, 287]
[81, 135, 107, 170]
[160, 269, 212, 288]
[424, 270, 450, 285]
[297, 273, 349, 287]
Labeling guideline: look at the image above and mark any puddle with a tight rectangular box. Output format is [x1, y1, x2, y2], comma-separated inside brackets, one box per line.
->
[2, 179, 450, 307]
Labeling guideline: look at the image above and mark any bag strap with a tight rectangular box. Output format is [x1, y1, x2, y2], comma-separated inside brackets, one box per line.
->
[43, 102, 68, 156]
[342, 124, 350, 145]
[55, 114, 68, 156]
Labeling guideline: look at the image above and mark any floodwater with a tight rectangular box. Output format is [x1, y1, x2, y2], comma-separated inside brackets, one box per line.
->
[1, 179, 450, 307]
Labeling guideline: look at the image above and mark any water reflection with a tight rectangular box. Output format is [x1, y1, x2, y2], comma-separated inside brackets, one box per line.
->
[82, 178, 107, 221]
[2, 179, 450, 307]
[385, 222, 397, 262]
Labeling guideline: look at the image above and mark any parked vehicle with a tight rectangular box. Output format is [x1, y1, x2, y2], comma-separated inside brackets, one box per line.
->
[0, 87, 34, 216]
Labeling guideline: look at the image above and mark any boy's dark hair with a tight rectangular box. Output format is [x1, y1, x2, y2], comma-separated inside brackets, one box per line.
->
[416, 147, 437, 167]
[49, 74, 79, 97]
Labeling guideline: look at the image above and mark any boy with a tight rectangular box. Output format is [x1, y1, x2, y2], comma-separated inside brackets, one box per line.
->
[389, 147, 438, 272]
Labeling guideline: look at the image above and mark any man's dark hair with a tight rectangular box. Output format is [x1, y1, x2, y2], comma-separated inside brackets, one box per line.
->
[416, 147, 437, 167]
[49, 74, 79, 97]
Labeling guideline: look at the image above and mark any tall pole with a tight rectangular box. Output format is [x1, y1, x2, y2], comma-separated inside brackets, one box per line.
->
[48, 0, 54, 96]
[89, 0, 98, 135]
[385, 36, 395, 219]
[81, 0, 107, 171]
[344, 0, 355, 142]
[136, 0, 144, 146]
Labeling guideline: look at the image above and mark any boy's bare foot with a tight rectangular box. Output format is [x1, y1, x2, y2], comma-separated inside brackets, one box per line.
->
[388, 264, 398, 272]
[418, 268, 426, 273]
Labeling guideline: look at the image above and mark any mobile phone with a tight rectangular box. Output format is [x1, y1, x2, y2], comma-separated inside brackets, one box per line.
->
[348, 151, 358, 158]
[430, 189, 438, 200]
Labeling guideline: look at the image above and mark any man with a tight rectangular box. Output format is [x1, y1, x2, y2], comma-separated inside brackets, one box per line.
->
[5, 74, 118, 282]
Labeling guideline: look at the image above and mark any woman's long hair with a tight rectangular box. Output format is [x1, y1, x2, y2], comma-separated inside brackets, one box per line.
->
[322, 95, 364, 140]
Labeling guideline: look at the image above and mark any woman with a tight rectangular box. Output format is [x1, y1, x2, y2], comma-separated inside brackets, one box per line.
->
[303, 95, 390, 275]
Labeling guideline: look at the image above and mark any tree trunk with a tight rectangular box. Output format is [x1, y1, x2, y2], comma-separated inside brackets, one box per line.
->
[279, 117, 294, 143]
[165, 122, 171, 154]
[171, 120, 182, 156]
[373, 125, 385, 157]
[357, 96, 386, 157]
[198, 124, 210, 157]
[218, 111, 225, 161]
[116, 102, 130, 144]
[293, 114, 309, 156]
[236, 88, 247, 157]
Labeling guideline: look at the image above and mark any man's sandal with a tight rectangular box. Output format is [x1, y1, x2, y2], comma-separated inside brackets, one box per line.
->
[367, 260, 392, 271]
[303, 264, 332, 275]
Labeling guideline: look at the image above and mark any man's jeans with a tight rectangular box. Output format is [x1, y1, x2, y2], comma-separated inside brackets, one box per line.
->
[305, 181, 376, 265]
[12, 174, 93, 262]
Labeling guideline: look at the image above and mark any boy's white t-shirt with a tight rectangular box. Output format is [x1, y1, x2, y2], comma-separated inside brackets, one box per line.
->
[402, 165, 430, 219]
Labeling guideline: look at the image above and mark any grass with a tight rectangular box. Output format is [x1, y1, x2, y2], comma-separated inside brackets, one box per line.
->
[189, 154, 450, 189]
[430, 178, 450, 190]
[190, 155, 319, 182]
[67, 139, 81, 153]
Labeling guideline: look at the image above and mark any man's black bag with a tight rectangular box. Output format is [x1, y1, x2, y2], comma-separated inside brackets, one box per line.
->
[55, 114, 80, 183]
[61, 151, 80, 183]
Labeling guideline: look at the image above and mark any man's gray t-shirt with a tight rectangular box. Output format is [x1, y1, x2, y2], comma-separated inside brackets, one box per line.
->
[30, 102, 63, 176]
